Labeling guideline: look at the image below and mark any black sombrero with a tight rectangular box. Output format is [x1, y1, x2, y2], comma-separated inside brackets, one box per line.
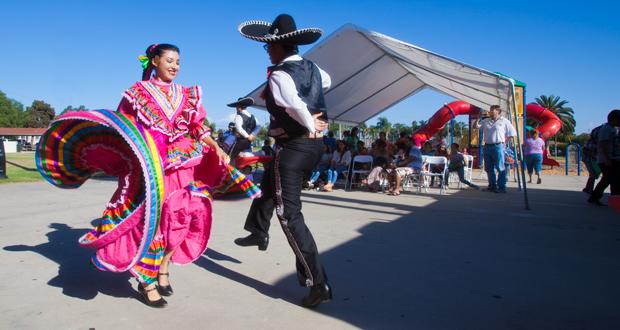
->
[238, 14, 322, 45]
[227, 97, 255, 108]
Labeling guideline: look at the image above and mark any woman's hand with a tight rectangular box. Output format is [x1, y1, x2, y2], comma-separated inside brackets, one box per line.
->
[214, 145, 230, 164]
[202, 135, 229, 164]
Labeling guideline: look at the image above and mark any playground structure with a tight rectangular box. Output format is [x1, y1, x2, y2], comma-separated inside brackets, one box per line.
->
[412, 100, 563, 168]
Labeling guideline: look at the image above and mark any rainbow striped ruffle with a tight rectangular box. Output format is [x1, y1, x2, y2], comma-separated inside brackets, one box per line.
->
[215, 165, 262, 199]
[36, 110, 165, 284]
[36, 109, 261, 284]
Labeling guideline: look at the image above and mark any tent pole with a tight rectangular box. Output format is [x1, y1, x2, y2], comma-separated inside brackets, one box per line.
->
[509, 81, 530, 210]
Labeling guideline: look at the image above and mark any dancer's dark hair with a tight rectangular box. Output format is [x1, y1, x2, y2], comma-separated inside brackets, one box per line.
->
[141, 43, 180, 81]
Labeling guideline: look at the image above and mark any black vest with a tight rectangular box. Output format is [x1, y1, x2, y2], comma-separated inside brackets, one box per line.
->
[238, 112, 257, 136]
[265, 58, 327, 139]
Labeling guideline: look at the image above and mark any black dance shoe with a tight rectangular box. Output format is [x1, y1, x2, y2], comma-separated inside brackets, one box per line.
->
[234, 234, 269, 251]
[157, 272, 173, 296]
[138, 284, 167, 308]
[301, 282, 333, 308]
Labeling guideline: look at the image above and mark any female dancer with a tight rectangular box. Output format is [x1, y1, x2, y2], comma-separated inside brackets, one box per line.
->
[36, 43, 259, 308]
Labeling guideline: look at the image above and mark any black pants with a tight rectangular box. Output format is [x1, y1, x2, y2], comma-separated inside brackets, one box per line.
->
[590, 161, 620, 201]
[229, 138, 252, 165]
[244, 137, 327, 287]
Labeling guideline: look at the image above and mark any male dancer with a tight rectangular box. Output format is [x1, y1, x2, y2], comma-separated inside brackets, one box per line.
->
[235, 14, 332, 307]
[228, 97, 261, 165]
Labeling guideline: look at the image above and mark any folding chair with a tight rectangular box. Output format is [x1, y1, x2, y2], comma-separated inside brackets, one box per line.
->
[346, 155, 373, 190]
[419, 156, 448, 194]
[463, 154, 474, 183]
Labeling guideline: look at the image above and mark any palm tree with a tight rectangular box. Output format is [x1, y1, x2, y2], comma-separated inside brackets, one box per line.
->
[535, 95, 576, 155]
[535, 95, 576, 136]
[374, 116, 393, 139]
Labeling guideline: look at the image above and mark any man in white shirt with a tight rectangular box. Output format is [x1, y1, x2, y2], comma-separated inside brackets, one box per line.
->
[234, 14, 332, 308]
[227, 97, 261, 165]
[473, 105, 517, 193]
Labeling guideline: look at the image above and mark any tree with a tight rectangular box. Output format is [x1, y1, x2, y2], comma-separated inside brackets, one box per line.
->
[534, 95, 576, 138]
[393, 123, 412, 137]
[411, 120, 422, 132]
[374, 116, 393, 139]
[60, 105, 87, 115]
[24, 100, 55, 128]
[202, 118, 216, 133]
[0, 90, 26, 127]
[535, 95, 576, 156]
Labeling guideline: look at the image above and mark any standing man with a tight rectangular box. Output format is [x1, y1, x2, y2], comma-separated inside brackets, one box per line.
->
[588, 109, 620, 206]
[234, 14, 332, 308]
[228, 97, 261, 165]
[473, 105, 517, 193]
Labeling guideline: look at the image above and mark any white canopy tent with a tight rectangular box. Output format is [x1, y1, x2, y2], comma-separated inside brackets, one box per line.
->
[244, 24, 517, 125]
[244, 24, 529, 209]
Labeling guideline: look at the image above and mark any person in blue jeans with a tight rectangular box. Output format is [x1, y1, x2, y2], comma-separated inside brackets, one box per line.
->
[308, 144, 332, 188]
[474, 105, 517, 193]
[322, 140, 351, 192]
[444, 143, 479, 189]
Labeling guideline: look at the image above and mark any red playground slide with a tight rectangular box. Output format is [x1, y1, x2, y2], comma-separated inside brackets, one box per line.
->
[412, 101, 479, 143]
[412, 101, 563, 167]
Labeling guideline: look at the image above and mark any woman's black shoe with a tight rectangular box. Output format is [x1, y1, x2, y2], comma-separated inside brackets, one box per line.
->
[234, 234, 269, 251]
[157, 272, 173, 296]
[138, 284, 167, 308]
[301, 282, 333, 308]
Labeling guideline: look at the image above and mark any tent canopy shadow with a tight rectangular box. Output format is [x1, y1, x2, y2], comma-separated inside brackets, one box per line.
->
[273, 187, 620, 329]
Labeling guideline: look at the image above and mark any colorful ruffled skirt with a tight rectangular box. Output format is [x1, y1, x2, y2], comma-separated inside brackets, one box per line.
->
[36, 110, 260, 284]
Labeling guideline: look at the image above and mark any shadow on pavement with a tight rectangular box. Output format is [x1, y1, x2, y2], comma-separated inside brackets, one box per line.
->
[3, 222, 134, 300]
[195, 249, 300, 305]
[271, 187, 620, 329]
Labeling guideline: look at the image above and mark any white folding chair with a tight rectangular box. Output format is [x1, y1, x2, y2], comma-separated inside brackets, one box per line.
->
[346, 155, 373, 190]
[419, 156, 448, 194]
[463, 154, 474, 184]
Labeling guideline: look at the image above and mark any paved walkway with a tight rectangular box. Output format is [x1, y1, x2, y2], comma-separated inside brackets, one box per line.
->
[1, 174, 618, 329]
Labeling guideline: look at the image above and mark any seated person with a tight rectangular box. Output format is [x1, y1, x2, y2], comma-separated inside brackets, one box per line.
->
[387, 140, 423, 196]
[371, 139, 391, 165]
[445, 143, 479, 189]
[323, 140, 351, 192]
[421, 141, 434, 156]
[357, 140, 369, 156]
[308, 144, 332, 188]
[429, 143, 449, 186]
[365, 156, 389, 192]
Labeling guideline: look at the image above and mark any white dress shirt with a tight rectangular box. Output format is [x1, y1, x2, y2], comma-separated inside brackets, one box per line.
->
[269, 54, 331, 133]
[478, 117, 516, 144]
[234, 109, 261, 138]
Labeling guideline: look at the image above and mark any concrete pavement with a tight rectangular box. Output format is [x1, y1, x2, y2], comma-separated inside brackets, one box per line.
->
[1, 174, 619, 329]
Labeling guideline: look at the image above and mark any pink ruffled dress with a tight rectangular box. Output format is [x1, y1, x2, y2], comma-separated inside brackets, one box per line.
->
[117, 78, 225, 265]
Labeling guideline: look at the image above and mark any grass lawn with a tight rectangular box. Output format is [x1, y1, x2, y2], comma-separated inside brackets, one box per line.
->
[1, 152, 42, 184]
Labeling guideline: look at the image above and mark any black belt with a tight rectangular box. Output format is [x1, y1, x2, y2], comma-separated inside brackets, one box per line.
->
[485, 142, 504, 145]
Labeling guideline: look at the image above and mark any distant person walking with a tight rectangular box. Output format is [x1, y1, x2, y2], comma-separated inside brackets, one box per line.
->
[582, 125, 602, 194]
[524, 129, 545, 184]
[473, 105, 516, 193]
[588, 109, 620, 206]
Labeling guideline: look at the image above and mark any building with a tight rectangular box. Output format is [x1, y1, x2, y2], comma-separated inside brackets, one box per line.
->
[0, 128, 46, 152]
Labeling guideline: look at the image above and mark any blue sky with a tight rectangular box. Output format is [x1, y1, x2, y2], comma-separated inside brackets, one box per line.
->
[1, 0, 618, 133]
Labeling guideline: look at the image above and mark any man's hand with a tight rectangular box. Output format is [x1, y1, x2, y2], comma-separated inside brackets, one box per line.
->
[313, 112, 328, 132]
[247, 134, 256, 142]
